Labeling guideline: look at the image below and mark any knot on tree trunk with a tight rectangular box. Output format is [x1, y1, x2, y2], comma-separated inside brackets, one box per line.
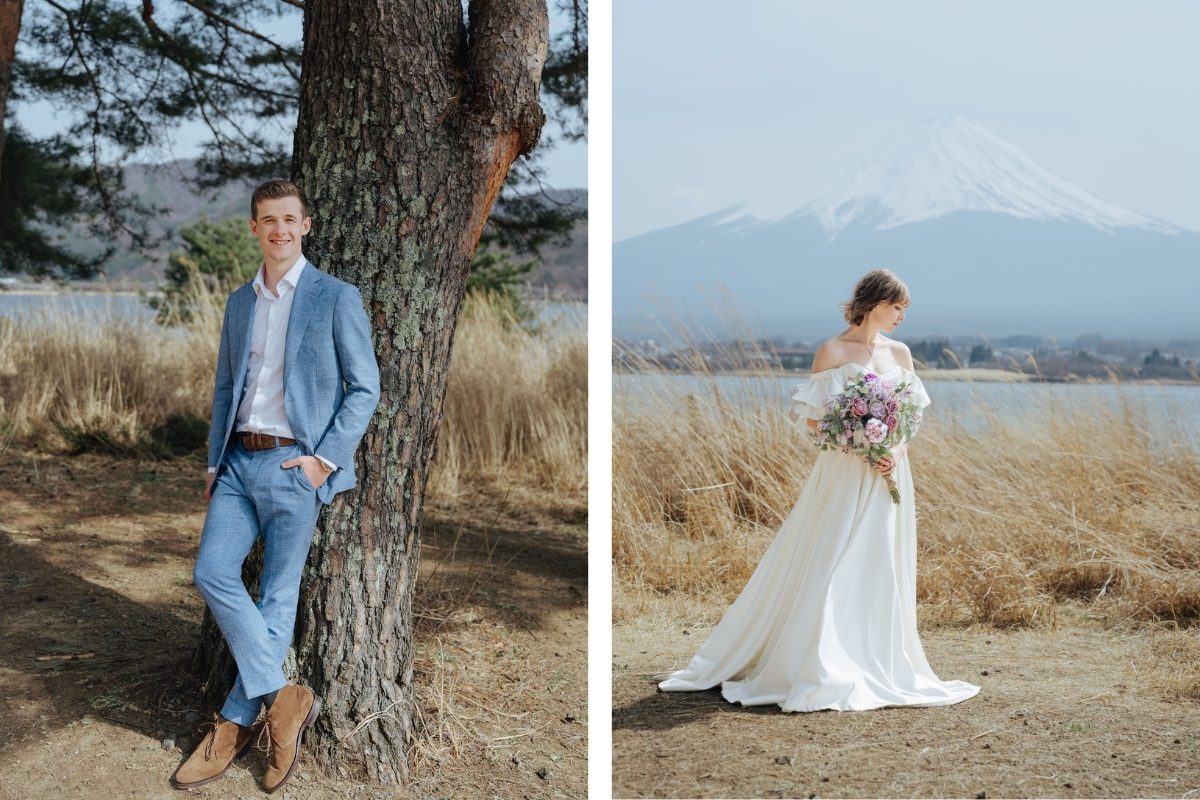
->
[516, 103, 546, 156]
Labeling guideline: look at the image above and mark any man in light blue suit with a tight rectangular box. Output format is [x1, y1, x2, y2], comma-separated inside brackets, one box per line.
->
[172, 180, 379, 793]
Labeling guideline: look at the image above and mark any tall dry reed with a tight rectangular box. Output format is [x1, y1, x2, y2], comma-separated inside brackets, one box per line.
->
[428, 294, 587, 497]
[613, 337, 1200, 630]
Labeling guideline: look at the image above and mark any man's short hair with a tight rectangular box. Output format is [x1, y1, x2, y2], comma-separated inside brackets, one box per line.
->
[251, 180, 310, 220]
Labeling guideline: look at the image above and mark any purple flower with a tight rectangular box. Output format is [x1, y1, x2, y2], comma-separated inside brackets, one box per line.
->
[851, 397, 868, 418]
[865, 418, 887, 443]
[886, 415, 900, 432]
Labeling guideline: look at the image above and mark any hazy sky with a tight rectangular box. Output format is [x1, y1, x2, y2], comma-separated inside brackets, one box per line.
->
[615, 1, 1200, 241]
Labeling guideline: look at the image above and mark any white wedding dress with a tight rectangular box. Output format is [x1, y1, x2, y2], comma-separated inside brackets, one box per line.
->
[657, 363, 979, 712]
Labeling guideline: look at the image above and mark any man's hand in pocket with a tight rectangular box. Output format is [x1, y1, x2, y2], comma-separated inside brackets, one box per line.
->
[282, 456, 331, 489]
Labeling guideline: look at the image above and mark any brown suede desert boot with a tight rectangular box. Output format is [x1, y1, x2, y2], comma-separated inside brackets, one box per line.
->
[260, 684, 322, 794]
[170, 716, 254, 789]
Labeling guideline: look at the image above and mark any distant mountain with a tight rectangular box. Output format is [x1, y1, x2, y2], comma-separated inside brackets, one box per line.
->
[99, 161, 253, 280]
[527, 189, 588, 299]
[614, 118, 1199, 340]
[99, 163, 586, 296]
[801, 117, 1176, 235]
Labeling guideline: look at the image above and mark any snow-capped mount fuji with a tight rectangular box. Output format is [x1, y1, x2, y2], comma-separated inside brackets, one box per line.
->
[615, 119, 1199, 340]
[800, 117, 1178, 236]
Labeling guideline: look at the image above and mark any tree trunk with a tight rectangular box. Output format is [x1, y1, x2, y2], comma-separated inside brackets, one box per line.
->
[0, 0, 23, 177]
[191, 0, 547, 786]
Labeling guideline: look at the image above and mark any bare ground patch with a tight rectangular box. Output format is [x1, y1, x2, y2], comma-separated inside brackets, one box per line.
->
[613, 608, 1200, 799]
[0, 451, 587, 799]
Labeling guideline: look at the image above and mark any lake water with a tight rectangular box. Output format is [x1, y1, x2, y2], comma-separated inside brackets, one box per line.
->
[0, 293, 150, 320]
[533, 301, 587, 329]
[614, 373, 1200, 434]
[0, 293, 585, 327]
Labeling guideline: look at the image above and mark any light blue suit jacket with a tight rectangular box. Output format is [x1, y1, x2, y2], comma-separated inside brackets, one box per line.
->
[207, 263, 381, 505]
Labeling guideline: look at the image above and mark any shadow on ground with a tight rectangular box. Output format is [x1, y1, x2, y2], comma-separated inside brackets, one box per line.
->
[0, 452, 588, 799]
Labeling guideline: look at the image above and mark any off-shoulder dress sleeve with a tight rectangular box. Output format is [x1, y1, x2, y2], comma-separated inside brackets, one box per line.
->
[787, 369, 844, 426]
[903, 372, 932, 410]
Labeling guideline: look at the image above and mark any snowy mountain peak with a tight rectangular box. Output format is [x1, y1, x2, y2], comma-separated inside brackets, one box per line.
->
[800, 117, 1177, 235]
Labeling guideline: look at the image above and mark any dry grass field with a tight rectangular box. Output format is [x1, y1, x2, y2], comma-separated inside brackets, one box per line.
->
[614, 342, 1200, 636]
[612, 335, 1200, 798]
[0, 287, 586, 495]
[0, 290, 588, 798]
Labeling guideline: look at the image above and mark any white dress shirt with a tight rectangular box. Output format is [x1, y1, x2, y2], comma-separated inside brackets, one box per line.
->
[208, 253, 336, 474]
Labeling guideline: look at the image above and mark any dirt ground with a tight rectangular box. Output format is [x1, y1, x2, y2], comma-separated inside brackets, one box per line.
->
[0, 451, 587, 799]
[613, 610, 1200, 799]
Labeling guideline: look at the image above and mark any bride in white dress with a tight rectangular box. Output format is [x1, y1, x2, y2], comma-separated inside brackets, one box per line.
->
[657, 269, 979, 712]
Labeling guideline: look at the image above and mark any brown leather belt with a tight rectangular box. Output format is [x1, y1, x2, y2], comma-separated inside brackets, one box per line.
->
[240, 432, 297, 450]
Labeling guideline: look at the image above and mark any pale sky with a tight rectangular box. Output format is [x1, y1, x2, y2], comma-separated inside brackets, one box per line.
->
[615, 0, 1200, 241]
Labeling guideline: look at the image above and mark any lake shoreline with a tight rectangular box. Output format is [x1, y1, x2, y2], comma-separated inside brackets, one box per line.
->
[614, 368, 1200, 386]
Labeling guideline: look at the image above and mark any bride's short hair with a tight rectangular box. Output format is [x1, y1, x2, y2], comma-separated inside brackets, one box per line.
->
[841, 269, 911, 326]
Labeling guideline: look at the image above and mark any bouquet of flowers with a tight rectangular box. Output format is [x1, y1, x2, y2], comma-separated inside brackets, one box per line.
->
[812, 370, 923, 504]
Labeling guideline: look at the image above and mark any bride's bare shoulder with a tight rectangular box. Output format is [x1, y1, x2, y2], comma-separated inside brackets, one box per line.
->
[812, 339, 851, 373]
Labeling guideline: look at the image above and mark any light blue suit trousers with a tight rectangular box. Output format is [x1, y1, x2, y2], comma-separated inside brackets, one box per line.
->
[195, 439, 322, 725]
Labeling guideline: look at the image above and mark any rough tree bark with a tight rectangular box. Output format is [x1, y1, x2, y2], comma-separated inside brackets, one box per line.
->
[192, 0, 548, 785]
[0, 0, 24, 177]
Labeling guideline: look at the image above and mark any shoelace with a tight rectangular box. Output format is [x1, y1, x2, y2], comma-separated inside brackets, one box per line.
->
[198, 721, 218, 761]
[255, 718, 275, 757]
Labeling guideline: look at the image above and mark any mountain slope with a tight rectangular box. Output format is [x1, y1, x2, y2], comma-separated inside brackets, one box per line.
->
[615, 120, 1199, 339]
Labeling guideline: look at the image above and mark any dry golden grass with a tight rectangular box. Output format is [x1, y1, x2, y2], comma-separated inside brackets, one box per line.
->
[613, 338, 1200, 634]
[426, 294, 587, 499]
[0, 286, 222, 453]
[0, 288, 587, 497]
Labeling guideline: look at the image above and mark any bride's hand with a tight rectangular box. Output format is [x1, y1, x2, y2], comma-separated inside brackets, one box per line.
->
[874, 443, 907, 475]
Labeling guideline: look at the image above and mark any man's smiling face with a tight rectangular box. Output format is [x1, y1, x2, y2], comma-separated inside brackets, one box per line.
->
[250, 196, 311, 267]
